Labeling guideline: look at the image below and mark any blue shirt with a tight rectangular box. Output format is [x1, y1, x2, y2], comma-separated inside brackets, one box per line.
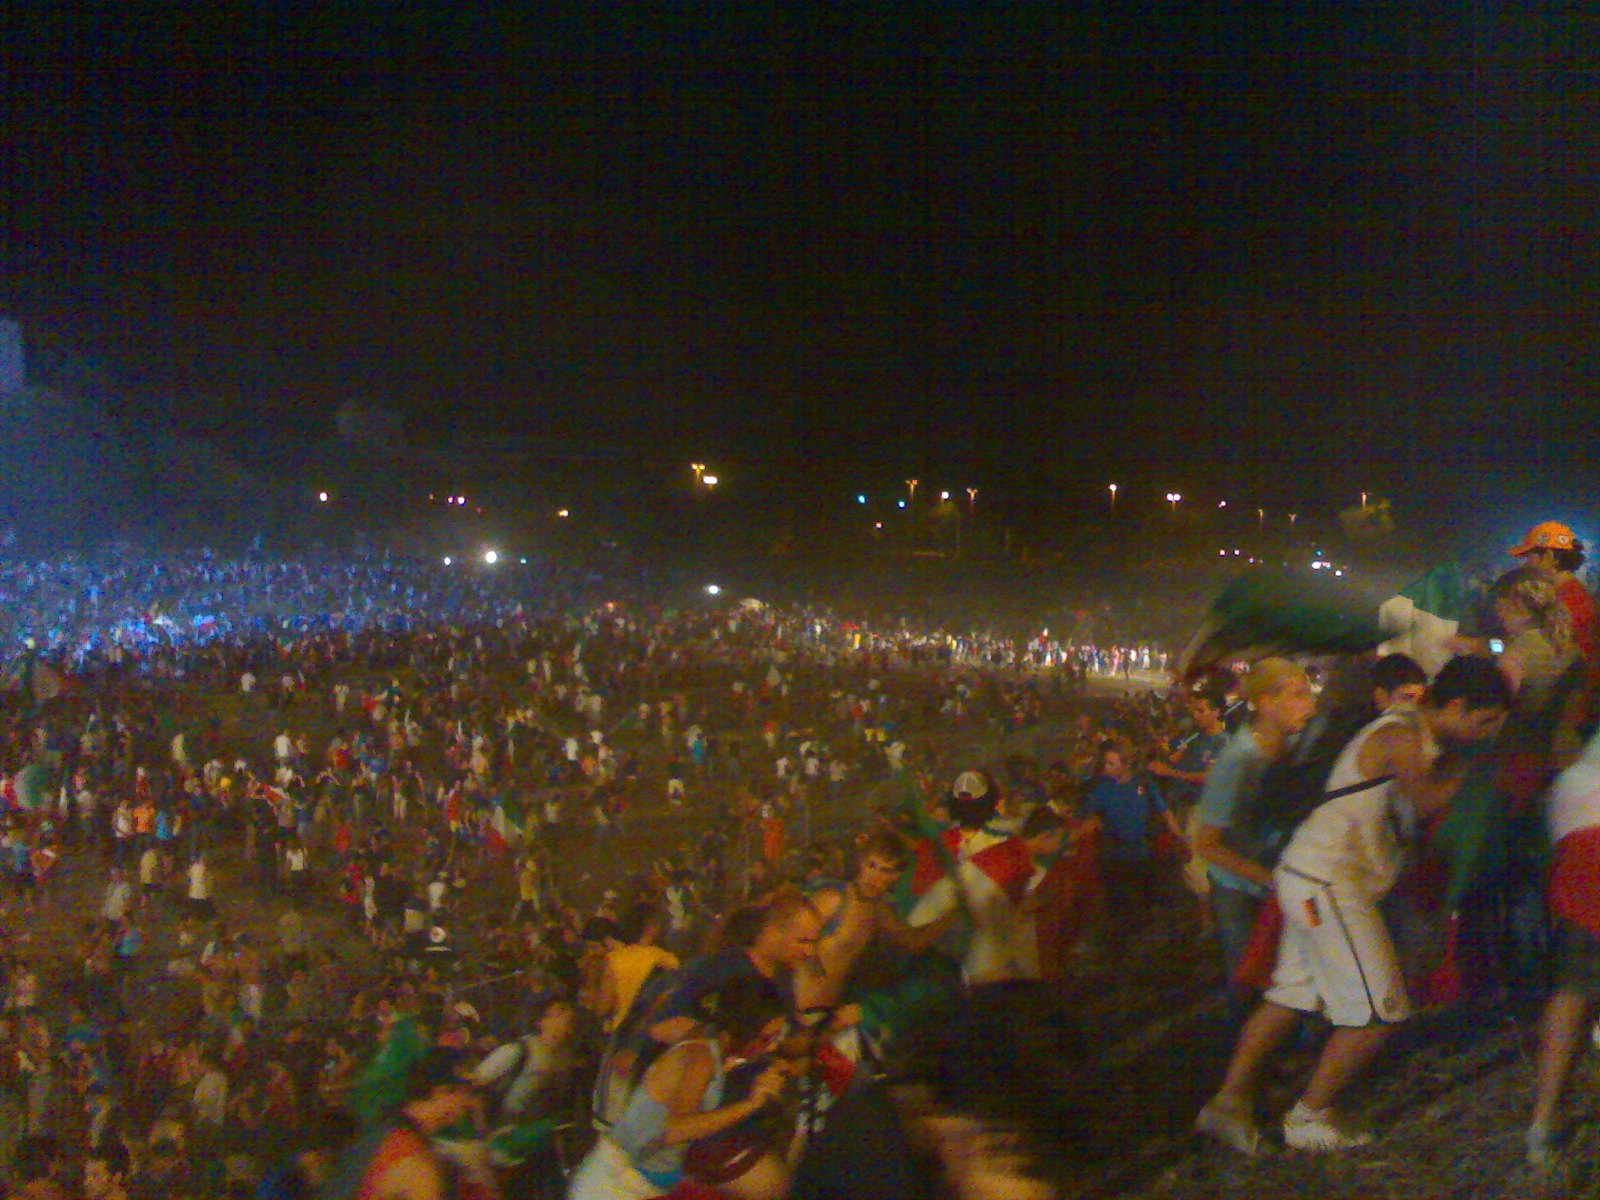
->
[1196, 725, 1272, 898]
[1088, 776, 1165, 862]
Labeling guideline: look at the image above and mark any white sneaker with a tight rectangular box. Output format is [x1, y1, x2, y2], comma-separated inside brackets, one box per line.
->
[1283, 1102, 1373, 1152]
[1195, 1097, 1273, 1157]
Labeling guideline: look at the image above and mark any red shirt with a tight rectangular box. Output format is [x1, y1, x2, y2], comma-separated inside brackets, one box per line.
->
[1558, 577, 1599, 665]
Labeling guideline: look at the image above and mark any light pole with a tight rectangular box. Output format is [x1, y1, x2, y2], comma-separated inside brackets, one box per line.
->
[906, 479, 919, 505]
[1289, 513, 1298, 528]
[1108, 483, 1118, 510]
[1166, 491, 1182, 514]
[966, 487, 978, 513]
[1257, 507, 1264, 532]
[691, 462, 706, 485]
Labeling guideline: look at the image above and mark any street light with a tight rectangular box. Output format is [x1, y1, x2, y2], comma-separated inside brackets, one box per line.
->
[702, 474, 719, 488]
[906, 479, 919, 504]
[1166, 492, 1182, 513]
[691, 463, 706, 484]
[1108, 483, 1118, 509]
[1257, 507, 1265, 531]
[939, 490, 950, 502]
[1289, 513, 1299, 527]
[318, 491, 329, 504]
[483, 550, 498, 565]
[966, 487, 978, 512]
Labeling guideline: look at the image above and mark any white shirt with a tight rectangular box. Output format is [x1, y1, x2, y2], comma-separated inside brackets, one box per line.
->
[1277, 710, 1435, 903]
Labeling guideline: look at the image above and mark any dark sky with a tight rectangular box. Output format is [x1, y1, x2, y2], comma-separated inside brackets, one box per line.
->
[5, 2, 1600, 519]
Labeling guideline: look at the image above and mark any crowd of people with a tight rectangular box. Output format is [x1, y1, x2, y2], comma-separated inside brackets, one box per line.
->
[0, 537, 1211, 1200]
[0, 517, 1594, 1199]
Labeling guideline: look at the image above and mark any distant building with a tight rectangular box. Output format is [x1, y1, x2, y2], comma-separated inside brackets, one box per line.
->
[0, 319, 23, 395]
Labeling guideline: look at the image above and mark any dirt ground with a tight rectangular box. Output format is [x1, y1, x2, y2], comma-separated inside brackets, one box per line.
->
[23, 664, 1590, 1199]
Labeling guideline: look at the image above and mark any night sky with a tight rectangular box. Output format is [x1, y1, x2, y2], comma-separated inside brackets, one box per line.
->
[5, 3, 1600, 526]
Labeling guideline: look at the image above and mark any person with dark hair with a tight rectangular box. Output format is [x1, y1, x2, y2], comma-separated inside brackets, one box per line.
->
[570, 973, 793, 1200]
[1370, 654, 1428, 712]
[906, 771, 1036, 984]
[1197, 655, 1510, 1155]
[1509, 521, 1597, 665]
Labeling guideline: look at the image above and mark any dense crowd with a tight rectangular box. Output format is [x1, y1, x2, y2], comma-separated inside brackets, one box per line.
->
[0, 517, 1596, 1200]
[0, 542, 1202, 1200]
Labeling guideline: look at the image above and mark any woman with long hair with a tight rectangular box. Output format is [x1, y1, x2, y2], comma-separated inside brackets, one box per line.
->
[570, 972, 795, 1200]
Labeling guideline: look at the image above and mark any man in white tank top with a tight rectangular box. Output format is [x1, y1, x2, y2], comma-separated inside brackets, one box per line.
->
[1196, 656, 1510, 1155]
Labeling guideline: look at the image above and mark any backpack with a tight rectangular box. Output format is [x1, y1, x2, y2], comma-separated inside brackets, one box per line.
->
[1226, 707, 1388, 869]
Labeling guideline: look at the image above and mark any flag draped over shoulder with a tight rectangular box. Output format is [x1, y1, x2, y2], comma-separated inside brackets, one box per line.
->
[1177, 571, 1388, 677]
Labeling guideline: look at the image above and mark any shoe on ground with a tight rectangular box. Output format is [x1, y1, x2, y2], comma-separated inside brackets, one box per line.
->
[1195, 1096, 1273, 1157]
[1282, 1102, 1373, 1151]
[1526, 1124, 1562, 1171]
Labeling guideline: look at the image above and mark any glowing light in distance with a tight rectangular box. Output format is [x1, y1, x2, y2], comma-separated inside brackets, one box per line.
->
[940, 491, 950, 501]
[519, 557, 527, 565]
[874, 522, 883, 530]
[702, 474, 719, 487]
[443, 556, 452, 566]
[483, 550, 498, 565]
[897, 500, 907, 509]
[706, 584, 721, 595]
[556, 509, 570, 518]
[318, 491, 329, 503]
[857, 495, 867, 504]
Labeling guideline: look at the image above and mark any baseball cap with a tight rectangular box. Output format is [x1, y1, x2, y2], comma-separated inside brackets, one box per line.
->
[1510, 521, 1577, 557]
[951, 770, 990, 801]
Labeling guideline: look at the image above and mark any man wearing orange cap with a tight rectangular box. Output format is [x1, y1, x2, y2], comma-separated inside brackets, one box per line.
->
[1510, 521, 1598, 666]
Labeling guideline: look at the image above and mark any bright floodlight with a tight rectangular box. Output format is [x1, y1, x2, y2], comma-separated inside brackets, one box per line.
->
[702, 474, 719, 487]
[484, 550, 498, 565]
[706, 584, 721, 595]
[443, 556, 452, 566]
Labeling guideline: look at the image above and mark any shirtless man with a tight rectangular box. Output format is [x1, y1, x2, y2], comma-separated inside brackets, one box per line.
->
[796, 830, 956, 1018]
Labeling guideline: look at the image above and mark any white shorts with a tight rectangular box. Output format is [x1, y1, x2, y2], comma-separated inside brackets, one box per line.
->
[1266, 866, 1410, 1027]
